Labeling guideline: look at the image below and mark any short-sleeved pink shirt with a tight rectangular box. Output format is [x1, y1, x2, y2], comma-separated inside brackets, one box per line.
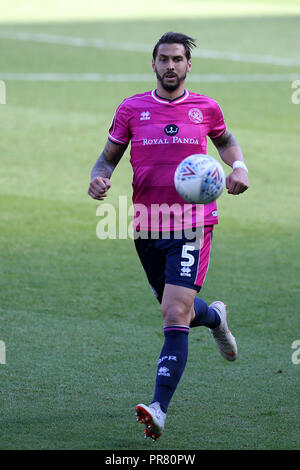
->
[109, 89, 226, 231]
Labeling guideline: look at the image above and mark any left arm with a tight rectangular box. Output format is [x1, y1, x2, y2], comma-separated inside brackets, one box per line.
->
[211, 130, 249, 195]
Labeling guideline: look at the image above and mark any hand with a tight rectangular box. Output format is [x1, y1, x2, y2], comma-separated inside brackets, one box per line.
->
[88, 176, 111, 200]
[226, 168, 249, 195]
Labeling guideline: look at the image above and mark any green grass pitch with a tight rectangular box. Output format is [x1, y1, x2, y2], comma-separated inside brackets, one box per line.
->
[0, 0, 299, 450]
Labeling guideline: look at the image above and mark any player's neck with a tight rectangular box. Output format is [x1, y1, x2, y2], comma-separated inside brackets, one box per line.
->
[155, 83, 186, 101]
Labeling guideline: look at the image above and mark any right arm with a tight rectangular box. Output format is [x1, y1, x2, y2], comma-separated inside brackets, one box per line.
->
[88, 139, 128, 200]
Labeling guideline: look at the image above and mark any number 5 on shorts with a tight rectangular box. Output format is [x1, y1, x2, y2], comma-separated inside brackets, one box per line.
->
[181, 245, 195, 267]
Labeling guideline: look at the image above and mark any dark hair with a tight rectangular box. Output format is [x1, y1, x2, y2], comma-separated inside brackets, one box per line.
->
[152, 32, 196, 61]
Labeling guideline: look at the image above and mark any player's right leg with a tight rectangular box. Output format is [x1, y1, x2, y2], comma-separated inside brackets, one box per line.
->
[135, 402, 166, 441]
[134, 233, 168, 439]
[136, 283, 196, 440]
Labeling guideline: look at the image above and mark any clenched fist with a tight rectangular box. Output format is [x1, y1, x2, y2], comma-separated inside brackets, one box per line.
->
[88, 176, 111, 201]
[226, 168, 249, 195]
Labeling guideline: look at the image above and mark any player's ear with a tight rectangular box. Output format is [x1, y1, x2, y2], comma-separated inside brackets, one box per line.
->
[187, 59, 192, 73]
[152, 59, 156, 72]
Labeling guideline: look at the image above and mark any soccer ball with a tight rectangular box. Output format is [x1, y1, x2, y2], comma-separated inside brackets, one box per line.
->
[174, 154, 225, 204]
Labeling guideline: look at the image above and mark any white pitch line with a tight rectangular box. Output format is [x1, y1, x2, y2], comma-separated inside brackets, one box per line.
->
[0, 31, 300, 67]
[192, 50, 300, 67]
[0, 31, 151, 51]
[0, 72, 299, 82]
[0, 72, 154, 82]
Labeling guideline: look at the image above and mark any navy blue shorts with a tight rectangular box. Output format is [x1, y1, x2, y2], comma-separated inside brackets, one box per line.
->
[134, 226, 214, 303]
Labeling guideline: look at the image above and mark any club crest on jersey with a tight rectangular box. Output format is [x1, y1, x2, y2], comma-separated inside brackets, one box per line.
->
[188, 108, 203, 124]
[140, 111, 150, 121]
[164, 124, 179, 136]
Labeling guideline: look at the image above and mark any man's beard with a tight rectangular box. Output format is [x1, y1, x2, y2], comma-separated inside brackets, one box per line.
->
[155, 70, 187, 91]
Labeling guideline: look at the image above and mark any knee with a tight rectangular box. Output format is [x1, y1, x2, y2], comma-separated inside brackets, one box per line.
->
[162, 303, 191, 326]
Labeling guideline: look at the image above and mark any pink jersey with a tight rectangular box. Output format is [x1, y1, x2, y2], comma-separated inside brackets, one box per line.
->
[109, 89, 226, 231]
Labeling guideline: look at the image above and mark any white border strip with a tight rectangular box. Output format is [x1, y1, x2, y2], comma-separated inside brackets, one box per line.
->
[0, 31, 300, 67]
[0, 72, 299, 82]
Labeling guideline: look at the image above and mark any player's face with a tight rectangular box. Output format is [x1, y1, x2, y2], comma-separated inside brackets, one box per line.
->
[152, 43, 192, 92]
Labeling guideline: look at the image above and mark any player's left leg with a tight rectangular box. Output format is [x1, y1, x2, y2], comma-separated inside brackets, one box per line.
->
[190, 297, 221, 328]
[185, 226, 237, 360]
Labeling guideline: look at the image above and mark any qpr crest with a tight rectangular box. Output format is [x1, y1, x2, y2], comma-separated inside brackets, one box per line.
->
[188, 108, 203, 124]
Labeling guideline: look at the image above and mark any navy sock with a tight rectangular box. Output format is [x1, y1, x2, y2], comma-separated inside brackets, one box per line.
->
[152, 325, 189, 413]
[190, 297, 221, 329]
